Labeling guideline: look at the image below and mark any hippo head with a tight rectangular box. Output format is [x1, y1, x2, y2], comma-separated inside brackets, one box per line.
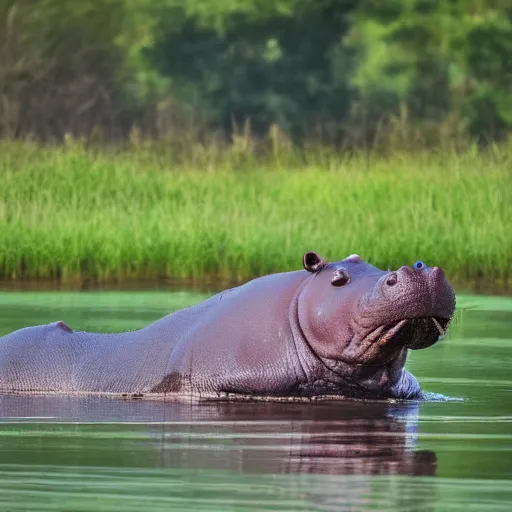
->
[298, 252, 456, 367]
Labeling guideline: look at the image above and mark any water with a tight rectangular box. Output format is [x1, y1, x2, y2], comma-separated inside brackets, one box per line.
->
[0, 291, 511, 511]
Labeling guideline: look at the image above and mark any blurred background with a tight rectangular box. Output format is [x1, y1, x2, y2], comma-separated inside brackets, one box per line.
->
[1, 0, 511, 146]
[0, 0, 509, 289]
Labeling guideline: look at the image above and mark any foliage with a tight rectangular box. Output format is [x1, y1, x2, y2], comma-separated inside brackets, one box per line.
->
[345, 0, 512, 143]
[0, 0, 160, 139]
[0, 0, 510, 144]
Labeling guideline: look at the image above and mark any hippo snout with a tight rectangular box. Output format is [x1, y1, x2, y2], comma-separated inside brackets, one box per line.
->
[393, 262, 455, 317]
[345, 261, 452, 354]
[370, 261, 455, 329]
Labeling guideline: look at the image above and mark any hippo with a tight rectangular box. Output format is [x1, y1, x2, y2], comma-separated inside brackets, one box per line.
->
[0, 253, 455, 400]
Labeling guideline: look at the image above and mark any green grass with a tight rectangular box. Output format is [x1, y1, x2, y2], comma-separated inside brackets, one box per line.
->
[0, 140, 509, 287]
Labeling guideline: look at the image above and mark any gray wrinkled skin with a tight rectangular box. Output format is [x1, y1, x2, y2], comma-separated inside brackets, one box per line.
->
[0, 253, 456, 400]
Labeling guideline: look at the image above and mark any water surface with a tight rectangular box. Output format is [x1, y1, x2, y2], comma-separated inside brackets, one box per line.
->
[0, 291, 511, 511]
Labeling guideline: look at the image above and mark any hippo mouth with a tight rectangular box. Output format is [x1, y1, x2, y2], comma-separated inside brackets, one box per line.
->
[369, 316, 451, 352]
[357, 315, 452, 365]
[407, 316, 451, 350]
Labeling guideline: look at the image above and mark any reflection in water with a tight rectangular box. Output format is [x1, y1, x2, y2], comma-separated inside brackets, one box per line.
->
[0, 396, 438, 511]
[0, 396, 436, 475]
[149, 400, 436, 477]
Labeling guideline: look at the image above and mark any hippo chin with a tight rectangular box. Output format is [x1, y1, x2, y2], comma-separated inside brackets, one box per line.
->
[0, 253, 455, 400]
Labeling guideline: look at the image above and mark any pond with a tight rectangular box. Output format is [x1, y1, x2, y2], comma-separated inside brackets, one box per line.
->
[0, 290, 511, 511]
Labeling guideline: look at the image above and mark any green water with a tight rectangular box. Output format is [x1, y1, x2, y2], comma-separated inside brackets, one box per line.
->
[0, 291, 511, 511]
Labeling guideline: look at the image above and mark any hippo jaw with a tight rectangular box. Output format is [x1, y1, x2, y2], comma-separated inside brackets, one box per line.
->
[346, 315, 453, 367]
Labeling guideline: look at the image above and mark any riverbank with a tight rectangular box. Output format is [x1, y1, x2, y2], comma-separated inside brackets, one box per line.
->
[0, 141, 509, 287]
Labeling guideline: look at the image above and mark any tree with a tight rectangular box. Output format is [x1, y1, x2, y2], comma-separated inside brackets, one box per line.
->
[343, 0, 512, 144]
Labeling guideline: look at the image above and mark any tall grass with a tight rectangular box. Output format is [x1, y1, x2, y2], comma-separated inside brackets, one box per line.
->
[0, 140, 509, 287]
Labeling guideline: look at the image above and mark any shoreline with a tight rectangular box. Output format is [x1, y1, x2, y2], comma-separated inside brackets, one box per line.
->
[0, 276, 509, 297]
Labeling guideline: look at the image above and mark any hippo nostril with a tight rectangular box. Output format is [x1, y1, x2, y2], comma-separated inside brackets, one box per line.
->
[386, 273, 398, 286]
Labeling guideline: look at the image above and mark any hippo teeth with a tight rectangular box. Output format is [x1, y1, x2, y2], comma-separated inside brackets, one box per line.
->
[431, 317, 446, 336]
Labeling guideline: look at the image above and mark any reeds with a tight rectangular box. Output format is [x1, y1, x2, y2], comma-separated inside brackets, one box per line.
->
[0, 139, 509, 287]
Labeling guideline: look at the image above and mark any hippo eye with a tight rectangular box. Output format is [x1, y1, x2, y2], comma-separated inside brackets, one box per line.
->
[331, 268, 350, 287]
[413, 260, 425, 270]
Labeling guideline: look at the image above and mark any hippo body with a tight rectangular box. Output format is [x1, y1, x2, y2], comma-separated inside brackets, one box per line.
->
[0, 253, 455, 400]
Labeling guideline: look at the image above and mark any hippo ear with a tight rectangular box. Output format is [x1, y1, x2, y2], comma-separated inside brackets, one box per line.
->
[303, 252, 328, 273]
